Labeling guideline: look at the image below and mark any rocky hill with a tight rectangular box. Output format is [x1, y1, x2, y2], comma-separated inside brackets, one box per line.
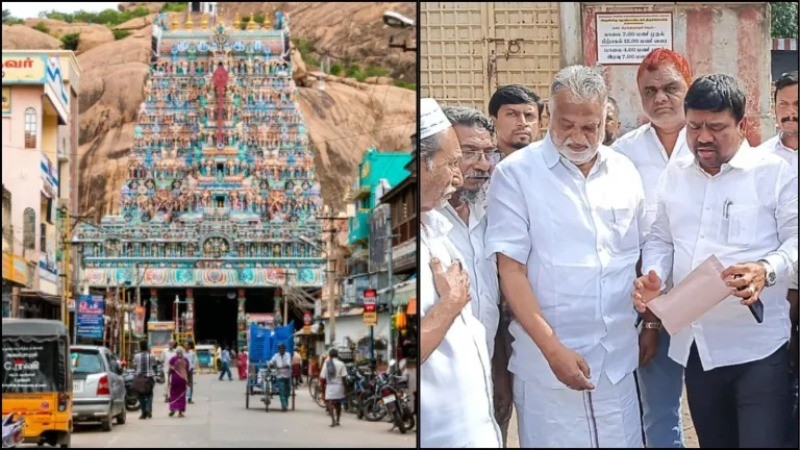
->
[2, 3, 415, 223]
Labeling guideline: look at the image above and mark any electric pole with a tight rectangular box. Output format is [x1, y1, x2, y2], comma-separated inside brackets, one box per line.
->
[318, 216, 339, 348]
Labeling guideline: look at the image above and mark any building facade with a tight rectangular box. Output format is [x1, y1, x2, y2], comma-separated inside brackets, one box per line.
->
[72, 13, 324, 351]
[2, 50, 80, 319]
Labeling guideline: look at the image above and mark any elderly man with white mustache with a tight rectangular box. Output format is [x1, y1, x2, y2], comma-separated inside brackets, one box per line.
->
[420, 98, 502, 448]
[485, 65, 648, 447]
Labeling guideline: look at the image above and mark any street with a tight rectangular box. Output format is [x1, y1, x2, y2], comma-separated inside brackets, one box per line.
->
[66, 373, 415, 448]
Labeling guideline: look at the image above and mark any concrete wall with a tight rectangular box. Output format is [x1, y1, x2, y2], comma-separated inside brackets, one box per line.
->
[581, 2, 774, 145]
[2, 85, 62, 296]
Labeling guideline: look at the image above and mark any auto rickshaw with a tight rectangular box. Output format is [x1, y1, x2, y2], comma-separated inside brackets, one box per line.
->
[2, 319, 72, 448]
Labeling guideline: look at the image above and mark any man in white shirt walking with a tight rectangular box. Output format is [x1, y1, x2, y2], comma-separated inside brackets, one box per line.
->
[485, 65, 647, 447]
[756, 70, 798, 448]
[420, 98, 501, 448]
[634, 73, 798, 448]
[439, 105, 512, 446]
[612, 48, 694, 448]
[269, 343, 293, 412]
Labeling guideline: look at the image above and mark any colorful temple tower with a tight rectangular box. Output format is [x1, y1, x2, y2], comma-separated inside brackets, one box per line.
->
[73, 12, 324, 348]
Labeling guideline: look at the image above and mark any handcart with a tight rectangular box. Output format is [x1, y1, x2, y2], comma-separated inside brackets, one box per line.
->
[244, 321, 297, 412]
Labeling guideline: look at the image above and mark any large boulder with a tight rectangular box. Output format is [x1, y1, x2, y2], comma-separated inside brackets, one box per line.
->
[207, 2, 417, 83]
[1, 24, 62, 50]
[22, 19, 115, 54]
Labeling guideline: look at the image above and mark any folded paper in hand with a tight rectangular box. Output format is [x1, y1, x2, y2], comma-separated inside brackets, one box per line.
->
[648, 255, 732, 336]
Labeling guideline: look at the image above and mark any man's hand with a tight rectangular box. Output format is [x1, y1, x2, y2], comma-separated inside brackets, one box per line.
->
[632, 270, 662, 313]
[721, 262, 766, 306]
[543, 343, 595, 391]
[430, 257, 470, 312]
[638, 328, 659, 367]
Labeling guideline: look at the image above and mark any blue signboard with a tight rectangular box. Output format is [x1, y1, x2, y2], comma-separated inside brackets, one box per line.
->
[77, 294, 104, 339]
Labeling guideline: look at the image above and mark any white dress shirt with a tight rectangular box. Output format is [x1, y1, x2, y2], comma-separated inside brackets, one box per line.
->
[758, 133, 798, 289]
[485, 133, 646, 389]
[612, 124, 691, 235]
[439, 202, 500, 359]
[420, 209, 501, 448]
[642, 141, 799, 370]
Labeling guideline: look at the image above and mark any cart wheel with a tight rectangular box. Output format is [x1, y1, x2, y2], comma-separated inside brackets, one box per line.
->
[264, 380, 271, 412]
[246, 383, 250, 409]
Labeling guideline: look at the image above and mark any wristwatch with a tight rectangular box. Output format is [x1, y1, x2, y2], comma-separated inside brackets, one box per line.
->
[643, 321, 663, 331]
[758, 259, 777, 287]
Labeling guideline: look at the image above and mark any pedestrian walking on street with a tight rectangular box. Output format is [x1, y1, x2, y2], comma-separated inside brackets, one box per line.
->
[185, 341, 196, 404]
[320, 348, 347, 427]
[292, 349, 303, 387]
[269, 343, 292, 411]
[236, 347, 248, 380]
[161, 340, 177, 403]
[168, 346, 189, 418]
[218, 346, 233, 381]
[133, 340, 156, 420]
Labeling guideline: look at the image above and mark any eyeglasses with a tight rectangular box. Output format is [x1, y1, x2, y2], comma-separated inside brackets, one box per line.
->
[461, 149, 503, 164]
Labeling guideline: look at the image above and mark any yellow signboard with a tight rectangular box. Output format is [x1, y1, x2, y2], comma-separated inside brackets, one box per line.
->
[2, 87, 10, 115]
[2, 55, 46, 84]
[363, 311, 377, 327]
[2, 252, 29, 286]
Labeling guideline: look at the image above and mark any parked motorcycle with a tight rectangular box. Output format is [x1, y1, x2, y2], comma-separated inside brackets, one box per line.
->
[2, 414, 25, 448]
[380, 384, 415, 434]
[154, 360, 165, 384]
[123, 369, 141, 412]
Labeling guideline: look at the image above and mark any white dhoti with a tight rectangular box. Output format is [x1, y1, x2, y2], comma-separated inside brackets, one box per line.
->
[514, 371, 642, 448]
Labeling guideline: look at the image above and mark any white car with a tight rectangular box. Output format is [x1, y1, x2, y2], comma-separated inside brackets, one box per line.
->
[70, 346, 126, 431]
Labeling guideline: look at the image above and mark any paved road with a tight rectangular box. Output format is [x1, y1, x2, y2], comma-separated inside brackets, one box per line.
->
[65, 373, 415, 448]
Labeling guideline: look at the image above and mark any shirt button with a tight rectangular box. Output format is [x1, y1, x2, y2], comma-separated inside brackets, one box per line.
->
[700, 234, 705, 239]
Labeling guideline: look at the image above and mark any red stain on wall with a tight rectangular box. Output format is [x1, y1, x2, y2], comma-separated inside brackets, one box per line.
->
[583, 8, 598, 67]
[737, 7, 764, 146]
[686, 9, 713, 77]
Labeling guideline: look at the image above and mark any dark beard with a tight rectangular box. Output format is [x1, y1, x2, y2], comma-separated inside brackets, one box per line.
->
[511, 140, 529, 150]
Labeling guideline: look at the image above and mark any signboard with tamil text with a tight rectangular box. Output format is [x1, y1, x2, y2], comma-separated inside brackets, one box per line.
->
[596, 12, 673, 65]
[76, 294, 104, 340]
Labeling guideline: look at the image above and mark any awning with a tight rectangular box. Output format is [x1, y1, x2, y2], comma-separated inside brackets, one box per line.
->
[345, 186, 371, 202]
[377, 279, 416, 306]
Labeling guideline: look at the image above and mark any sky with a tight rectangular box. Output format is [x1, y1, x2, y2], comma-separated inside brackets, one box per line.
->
[4, 2, 121, 20]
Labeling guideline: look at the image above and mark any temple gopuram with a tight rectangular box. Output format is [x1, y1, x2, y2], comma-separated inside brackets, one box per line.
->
[73, 11, 324, 347]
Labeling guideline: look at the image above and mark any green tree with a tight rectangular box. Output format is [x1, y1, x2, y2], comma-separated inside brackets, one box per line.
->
[132, 6, 149, 18]
[3, 8, 10, 23]
[330, 63, 343, 76]
[61, 33, 80, 51]
[33, 21, 50, 34]
[771, 2, 798, 38]
[113, 29, 132, 40]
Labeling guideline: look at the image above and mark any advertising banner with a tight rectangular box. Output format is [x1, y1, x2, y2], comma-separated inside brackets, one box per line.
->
[76, 294, 104, 339]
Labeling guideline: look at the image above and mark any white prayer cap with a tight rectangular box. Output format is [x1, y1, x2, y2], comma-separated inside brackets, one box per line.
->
[420, 98, 452, 140]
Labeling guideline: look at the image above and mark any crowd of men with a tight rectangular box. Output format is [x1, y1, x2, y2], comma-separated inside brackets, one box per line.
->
[420, 47, 798, 448]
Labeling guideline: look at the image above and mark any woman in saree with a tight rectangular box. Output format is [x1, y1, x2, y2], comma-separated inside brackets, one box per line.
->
[168, 346, 189, 417]
[236, 347, 248, 380]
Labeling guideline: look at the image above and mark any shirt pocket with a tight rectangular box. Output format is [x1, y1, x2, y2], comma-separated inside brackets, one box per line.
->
[724, 205, 759, 247]
[604, 206, 639, 254]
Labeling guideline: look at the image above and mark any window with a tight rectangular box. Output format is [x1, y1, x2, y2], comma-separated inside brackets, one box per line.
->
[40, 223, 46, 255]
[23, 208, 36, 251]
[41, 194, 53, 224]
[2, 186, 11, 249]
[24, 107, 37, 149]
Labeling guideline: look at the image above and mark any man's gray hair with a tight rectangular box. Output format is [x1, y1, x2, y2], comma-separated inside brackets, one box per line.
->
[420, 133, 440, 171]
[441, 106, 495, 135]
[548, 65, 608, 114]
